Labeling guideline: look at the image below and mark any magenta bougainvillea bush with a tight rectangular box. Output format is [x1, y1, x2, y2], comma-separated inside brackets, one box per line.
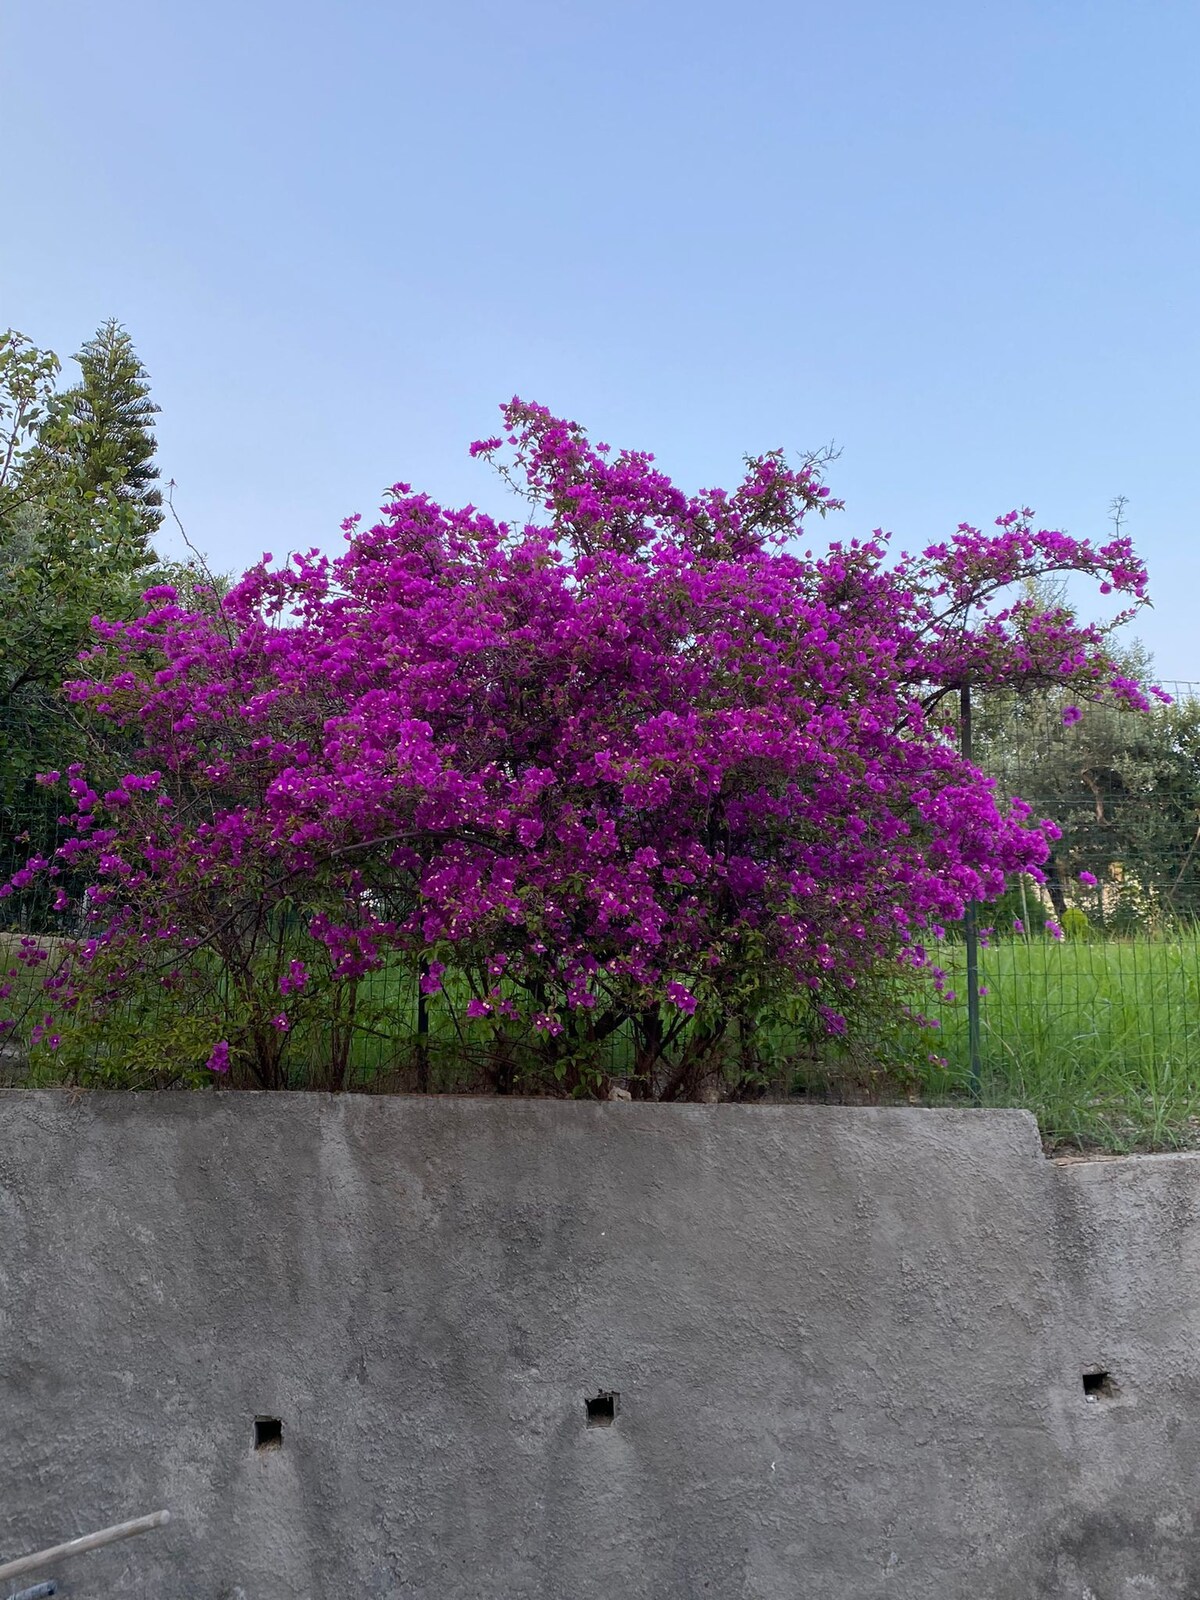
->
[0, 400, 1157, 1094]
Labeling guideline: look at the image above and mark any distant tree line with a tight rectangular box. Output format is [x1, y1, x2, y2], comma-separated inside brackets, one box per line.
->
[973, 652, 1200, 934]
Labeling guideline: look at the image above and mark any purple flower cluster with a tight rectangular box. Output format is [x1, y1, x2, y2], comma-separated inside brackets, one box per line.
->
[1, 399, 1156, 1079]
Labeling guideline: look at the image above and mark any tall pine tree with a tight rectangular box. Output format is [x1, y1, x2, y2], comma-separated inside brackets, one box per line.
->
[1, 323, 167, 865]
[50, 319, 163, 555]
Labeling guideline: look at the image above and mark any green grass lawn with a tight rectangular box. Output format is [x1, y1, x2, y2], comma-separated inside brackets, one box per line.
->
[926, 933, 1200, 1151]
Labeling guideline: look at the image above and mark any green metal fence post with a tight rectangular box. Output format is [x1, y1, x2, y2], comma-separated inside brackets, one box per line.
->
[960, 682, 983, 1102]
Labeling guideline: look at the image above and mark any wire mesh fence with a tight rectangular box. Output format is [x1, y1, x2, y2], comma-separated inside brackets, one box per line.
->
[4, 683, 1200, 1131]
[917, 680, 1200, 1139]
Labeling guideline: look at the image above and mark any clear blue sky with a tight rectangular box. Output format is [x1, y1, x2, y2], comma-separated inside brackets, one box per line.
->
[3, 1, 1197, 678]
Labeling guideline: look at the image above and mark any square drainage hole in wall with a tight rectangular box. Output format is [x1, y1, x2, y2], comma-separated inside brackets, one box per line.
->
[1082, 1370, 1117, 1402]
[254, 1416, 283, 1451]
[585, 1391, 619, 1427]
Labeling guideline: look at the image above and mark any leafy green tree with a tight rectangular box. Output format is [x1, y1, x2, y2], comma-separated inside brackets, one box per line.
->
[976, 678, 1200, 931]
[962, 559, 1200, 932]
[0, 330, 62, 520]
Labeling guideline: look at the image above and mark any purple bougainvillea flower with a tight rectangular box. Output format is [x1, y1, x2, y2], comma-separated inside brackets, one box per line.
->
[0, 397, 1158, 1087]
[279, 960, 308, 996]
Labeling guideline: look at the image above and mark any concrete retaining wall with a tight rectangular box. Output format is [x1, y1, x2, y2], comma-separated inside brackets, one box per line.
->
[0, 1094, 1197, 1599]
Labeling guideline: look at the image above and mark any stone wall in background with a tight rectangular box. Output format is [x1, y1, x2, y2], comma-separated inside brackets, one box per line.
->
[0, 1094, 1196, 1599]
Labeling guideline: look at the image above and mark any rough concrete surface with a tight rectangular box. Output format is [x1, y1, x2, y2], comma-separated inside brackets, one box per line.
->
[0, 1095, 1195, 1598]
